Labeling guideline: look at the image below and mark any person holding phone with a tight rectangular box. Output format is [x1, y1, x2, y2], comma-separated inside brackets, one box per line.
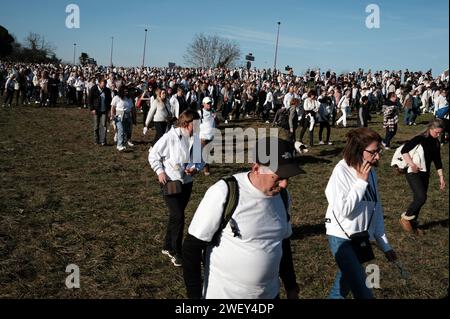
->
[148, 110, 203, 267]
[324, 127, 397, 299]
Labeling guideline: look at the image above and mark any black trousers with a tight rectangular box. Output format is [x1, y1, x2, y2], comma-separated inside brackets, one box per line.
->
[163, 182, 193, 256]
[154, 121, 168, 145]
[384, 124, 397, 148]
[405, 172, 430, 221]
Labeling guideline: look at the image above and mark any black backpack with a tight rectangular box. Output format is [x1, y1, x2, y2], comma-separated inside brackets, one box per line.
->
[211, 176, 290, 246]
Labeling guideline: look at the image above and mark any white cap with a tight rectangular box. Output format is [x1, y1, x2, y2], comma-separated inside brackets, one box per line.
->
[202, 97, 212, 104]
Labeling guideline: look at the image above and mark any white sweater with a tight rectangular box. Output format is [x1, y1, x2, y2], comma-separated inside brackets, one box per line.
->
[145, 99, 171, 126]
[324, 160, 391, 252]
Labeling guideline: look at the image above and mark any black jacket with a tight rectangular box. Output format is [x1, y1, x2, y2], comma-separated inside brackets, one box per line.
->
[89, 85, 112, 113]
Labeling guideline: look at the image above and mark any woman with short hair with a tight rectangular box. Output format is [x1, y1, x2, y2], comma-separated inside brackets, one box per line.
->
[324, 127, 397, 299]
[148, 110, 203, 267]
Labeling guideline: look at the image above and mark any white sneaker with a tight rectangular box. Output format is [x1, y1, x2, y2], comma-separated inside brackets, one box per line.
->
[328, 141, 334, 145]
[127, 141, 134, 147]
[161, 250, 174, 259]
[265, 121, 270, 124]
[117, 146, 126, 152]
[381, 141, 386, 148]
[319, 141, 325, 145]
[224, 120, 228, 124]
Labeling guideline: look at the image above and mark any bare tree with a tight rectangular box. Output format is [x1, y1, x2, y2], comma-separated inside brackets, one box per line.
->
[184, 34, 241, 69]
[25, 32, 56, 58]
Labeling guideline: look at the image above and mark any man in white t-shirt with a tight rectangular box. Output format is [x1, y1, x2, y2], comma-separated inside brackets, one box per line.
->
[183, 137, 302, 299]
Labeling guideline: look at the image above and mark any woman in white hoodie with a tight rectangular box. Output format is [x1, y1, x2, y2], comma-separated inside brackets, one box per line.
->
[324, 128, 397, 299]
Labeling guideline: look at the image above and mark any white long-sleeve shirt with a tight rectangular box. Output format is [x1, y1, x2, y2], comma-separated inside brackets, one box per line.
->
[264, 91, 274, 107]
[283, 92, 294, 109]
[148, 127, 203, 184]
[145, 99, 171, 127]
[169, 94, 180, 119]
[324, 159, 392, 252]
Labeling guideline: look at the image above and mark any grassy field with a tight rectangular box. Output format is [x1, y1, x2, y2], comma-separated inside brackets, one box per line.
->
[0, 102, 448, 299]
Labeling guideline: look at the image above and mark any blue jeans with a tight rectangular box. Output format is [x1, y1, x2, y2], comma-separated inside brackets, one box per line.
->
[115, 114, 132, 147]
[327, 235, 374, 299]
[404, 108, 412, 125]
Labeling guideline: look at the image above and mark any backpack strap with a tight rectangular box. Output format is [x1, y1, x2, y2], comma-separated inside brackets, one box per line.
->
[211, 176, 239, 246]
[211, 176, 290, 246]
[221, 176, 239, 230]
[279, 188, 290, 222]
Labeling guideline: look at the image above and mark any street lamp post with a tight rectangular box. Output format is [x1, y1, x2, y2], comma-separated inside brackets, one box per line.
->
[142, 29, 148, 68]
[273, 22, 281, 71]
[73, 43, 77, 65]
[110, 36, 114, 67]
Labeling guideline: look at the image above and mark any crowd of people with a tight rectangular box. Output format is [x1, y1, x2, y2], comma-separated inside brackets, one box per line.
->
[1, 62, 449, 150]
[1, 61, 449, 299]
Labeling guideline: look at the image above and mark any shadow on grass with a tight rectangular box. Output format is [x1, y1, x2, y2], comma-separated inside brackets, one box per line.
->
[419, 218, 449, 230]
[291, 223, 325, 240]
[318, 147, 344, 157]
[297, 155, 333, 165]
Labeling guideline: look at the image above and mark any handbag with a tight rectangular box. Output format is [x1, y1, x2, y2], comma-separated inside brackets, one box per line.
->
[349, 231, 375, 264]
[162, 180, 183, 196]
[332, 172, 376, 264]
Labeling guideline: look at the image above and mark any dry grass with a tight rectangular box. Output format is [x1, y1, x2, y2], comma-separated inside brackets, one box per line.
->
[0, 103, 448, 299]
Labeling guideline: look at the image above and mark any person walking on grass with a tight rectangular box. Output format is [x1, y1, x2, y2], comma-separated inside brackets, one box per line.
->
[382, 92, 400, 150]
[148, 110, 203, 267]
[399, 119, 446, 235]
[89, 78, 112, 146]
[183, 136, 301, 299]
[325, 127, 397, 299]
[110, 86, 135, 151]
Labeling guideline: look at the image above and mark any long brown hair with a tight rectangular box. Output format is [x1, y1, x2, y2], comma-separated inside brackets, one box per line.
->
[343, 128, 382, 168]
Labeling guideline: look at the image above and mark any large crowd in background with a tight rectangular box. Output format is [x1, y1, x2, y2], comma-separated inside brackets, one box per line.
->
[1, 62, 449, 150]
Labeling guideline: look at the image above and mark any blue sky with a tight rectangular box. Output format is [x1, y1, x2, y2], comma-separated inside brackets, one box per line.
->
[1, 0, 448, 74]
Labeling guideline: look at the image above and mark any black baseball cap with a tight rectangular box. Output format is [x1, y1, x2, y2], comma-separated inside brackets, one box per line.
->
[253, 136, 305, 178]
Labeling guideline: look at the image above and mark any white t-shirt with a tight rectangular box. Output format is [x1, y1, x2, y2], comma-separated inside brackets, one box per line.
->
[188, 172, 292, 299]
[111, 95, 133, 114]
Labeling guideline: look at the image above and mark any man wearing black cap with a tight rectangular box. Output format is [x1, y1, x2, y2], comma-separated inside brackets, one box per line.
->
[183, 136, 301, 299]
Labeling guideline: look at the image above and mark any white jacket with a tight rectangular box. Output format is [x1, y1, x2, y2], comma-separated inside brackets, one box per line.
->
[148, 127, 203, 184]
[325, 160, 392, 252]
[391, 144, 426, 173]
[169, 94, 180, 119]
